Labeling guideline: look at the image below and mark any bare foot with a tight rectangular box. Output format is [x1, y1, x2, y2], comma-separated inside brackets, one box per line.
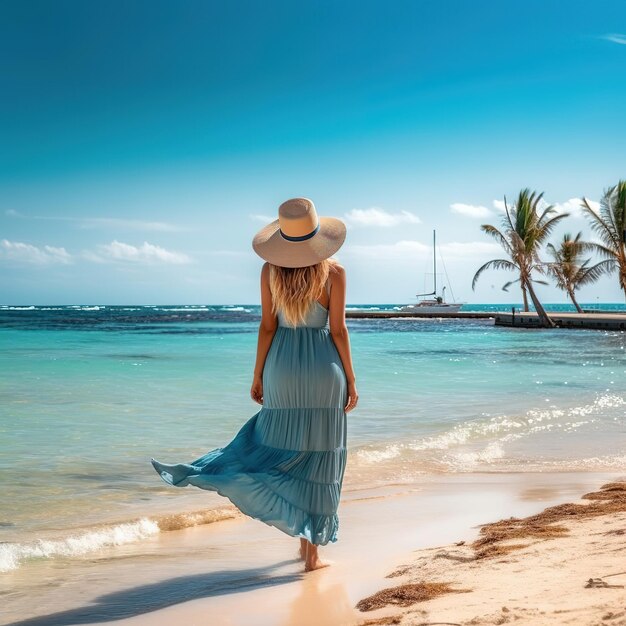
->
[298, 538, 308, 561]
[304, 557, 332, 572]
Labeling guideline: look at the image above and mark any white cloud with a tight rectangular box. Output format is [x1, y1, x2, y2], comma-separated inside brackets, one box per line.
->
[251, 207, 422, 228]
[343, 239, 500, 261]
[86, 241, 191, 265]
[0, 239, 72, 264]
[4, 210, 186, 232]
[492, 197, 552, 214]
[439, 241, 502, 258]
[77, 218, 186, 232]
[492, 197, 599, 219]
[551, 197, 583, 218]
[249, 214, 276, 223]
[603, 33, 626, 45]
[493, 199, 507, 213]
[343, 207, 421, 227]
[541, 197, 599, 219]
[344, 240, 429, 259]
[450, 203, 491, 218]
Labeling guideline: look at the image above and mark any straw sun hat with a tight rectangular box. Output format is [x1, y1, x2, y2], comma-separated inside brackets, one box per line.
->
[252, 198, 346, 268]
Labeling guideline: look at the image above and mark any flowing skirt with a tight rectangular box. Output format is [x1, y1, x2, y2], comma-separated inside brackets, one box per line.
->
[150, 325, 348, 545]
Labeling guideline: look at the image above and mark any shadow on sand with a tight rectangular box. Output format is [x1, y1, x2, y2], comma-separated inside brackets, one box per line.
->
[8, 559, 303, 626]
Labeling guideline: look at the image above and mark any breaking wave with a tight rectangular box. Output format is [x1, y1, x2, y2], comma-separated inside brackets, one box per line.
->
[350, 394, 626, 475]
[0, 506, 239, 573]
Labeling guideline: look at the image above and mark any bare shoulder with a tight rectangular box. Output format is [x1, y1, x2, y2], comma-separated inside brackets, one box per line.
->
[329, 262, 345, 282]
[260, 263, 272, 292]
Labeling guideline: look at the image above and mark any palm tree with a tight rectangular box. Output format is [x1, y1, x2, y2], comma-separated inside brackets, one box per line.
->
[581, 180, 626, 301]
[545, 232, 607, 313]
[472, 188, 568, 327]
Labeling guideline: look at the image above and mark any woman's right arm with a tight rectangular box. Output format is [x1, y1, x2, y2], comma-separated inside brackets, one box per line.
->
[251, 262, 278, 404]
[328, 264, 359, 413]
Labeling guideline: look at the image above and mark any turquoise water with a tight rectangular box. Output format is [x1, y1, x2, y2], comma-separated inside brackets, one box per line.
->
[1, 304, 625, 574]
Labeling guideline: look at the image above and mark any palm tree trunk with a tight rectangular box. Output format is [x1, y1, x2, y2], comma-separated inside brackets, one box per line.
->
[521, 286, 529, 312]
[617, 250, 626, 302]
[568, 288, 583, 314]
[526, 281, 555, 328]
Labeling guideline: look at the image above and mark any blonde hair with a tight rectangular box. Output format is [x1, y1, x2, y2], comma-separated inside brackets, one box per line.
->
[268, 257, 338, 328]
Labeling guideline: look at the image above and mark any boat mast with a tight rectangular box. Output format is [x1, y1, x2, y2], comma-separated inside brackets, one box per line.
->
[416, 229, 437, 298]
[433, 229, 436, 295]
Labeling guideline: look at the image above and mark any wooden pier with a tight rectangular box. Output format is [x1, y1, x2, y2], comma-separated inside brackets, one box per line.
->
[494, 311, 626, 330]
[345, 310, 494, 319]
[344, 309, 626, 330]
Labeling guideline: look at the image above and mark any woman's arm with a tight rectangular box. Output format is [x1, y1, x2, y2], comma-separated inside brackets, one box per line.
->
[251, 262, 278, 404]
[328, 264, 359, 412]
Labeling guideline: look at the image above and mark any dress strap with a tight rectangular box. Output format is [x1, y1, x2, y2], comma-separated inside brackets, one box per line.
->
[325, 277, 331, 296]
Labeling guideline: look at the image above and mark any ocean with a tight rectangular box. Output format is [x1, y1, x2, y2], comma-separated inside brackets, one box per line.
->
[1, 303, 625, 579]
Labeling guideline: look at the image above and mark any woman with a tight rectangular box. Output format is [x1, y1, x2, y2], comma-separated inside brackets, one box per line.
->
[151, 197, 358, 572]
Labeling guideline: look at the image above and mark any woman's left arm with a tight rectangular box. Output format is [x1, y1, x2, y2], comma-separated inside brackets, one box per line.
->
[251, 262, 277, 404]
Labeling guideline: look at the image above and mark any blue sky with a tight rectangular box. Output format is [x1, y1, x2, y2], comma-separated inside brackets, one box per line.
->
[1, 0, 626, 304]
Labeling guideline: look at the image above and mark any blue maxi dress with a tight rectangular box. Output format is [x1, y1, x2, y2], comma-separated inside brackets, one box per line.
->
[150, 280, 348, 545]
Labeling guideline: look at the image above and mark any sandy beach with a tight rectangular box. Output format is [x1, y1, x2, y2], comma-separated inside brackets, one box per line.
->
[357, 477, 626, 626]
[4, 471, 623, 626]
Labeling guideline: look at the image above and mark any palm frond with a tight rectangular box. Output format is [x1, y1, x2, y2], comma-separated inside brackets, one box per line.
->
[501, 278, 521, 292]
[535, 213, 569, 243]
[545, 242, 559, 259]
[502, 195, 515, 232]
[585, 241, 618, 260]
[582, 193, 620, 250]
[480, 224, 512, 253]
[615, 181, 626, 236]
[537, 203, 557, 226]
[472, 259, 518, 290]
[577, 259, 616, 285]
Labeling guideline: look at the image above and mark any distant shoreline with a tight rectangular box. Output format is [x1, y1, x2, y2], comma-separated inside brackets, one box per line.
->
[1, 302, 626, 309]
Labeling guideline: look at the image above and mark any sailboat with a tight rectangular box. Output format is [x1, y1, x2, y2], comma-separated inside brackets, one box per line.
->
[398, 230, 464, 314]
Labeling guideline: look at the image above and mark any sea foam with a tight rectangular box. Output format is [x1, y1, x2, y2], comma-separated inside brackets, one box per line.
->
[352, 393, 625, 471]
[0, 506, 239, 572]
[0, 518, 159, 573]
